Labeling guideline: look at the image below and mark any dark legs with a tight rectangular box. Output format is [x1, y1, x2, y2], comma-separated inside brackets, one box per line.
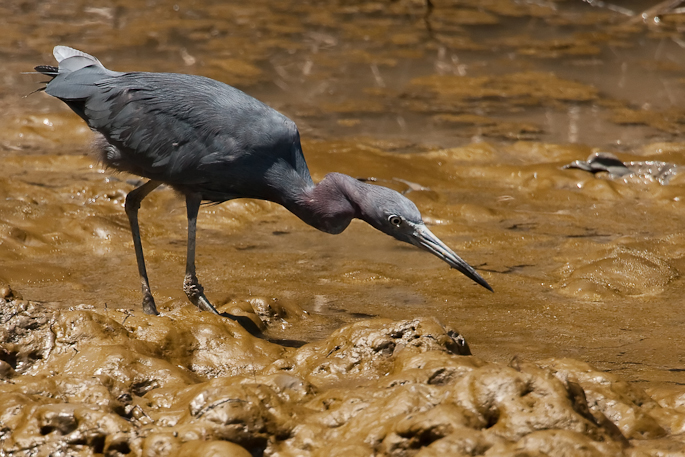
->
[125, 180, 162, 315]
[183, 192, 220, 314]
[124, 183, 219, 315]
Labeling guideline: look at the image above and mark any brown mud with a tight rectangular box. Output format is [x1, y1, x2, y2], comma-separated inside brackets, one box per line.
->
[3, 295, 685, 456]
[3, 0, 685, 455]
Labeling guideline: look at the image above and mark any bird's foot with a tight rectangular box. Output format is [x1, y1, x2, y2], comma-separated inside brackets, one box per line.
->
[142, 294, 159, 315]
[183, 274, 220, 315]
[194, 294, 221, 315]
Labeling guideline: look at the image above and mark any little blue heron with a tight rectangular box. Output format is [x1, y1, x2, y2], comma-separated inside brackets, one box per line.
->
[36, 46, 492, 316]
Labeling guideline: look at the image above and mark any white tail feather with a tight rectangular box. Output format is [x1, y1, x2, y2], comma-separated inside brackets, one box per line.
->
[53, 46, 100, 64]
[52, 46, 105, 74]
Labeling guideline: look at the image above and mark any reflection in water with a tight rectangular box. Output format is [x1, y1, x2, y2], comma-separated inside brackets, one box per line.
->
[567, 105, 580, 144]
[2, 0, 685, 387]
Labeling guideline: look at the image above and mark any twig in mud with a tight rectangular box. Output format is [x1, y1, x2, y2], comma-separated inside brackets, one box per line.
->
[629, 0, 685, 23]
[583, 0, 635, 16]
[121, 309, 134, 325]
[195, 398, 246, 418]
[424, 0, 434, 39]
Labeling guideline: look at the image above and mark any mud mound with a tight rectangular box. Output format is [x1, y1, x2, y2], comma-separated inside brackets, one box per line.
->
[2, 296, 685, 456]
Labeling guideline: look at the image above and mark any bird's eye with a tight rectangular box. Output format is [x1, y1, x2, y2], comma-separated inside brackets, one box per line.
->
[388, 215, 402, 227]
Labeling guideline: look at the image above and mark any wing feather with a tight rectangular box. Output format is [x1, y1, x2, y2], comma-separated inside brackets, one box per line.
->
[40, 49, 313, 201]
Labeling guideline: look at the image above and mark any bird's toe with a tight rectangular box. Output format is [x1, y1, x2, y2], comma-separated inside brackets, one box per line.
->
[183, 274, 220, 315]
[142, 295, 159, 315]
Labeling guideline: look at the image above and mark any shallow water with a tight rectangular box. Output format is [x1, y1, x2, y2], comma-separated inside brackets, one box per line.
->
[2, 0, 685, 411]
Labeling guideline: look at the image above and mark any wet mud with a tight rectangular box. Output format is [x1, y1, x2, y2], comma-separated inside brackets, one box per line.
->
[3, 0, 685, 455]
[3, 295, 685, 456]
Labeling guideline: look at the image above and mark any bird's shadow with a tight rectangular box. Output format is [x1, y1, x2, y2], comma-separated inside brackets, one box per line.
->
[219, 311, 307, 348]
[266, 337, 309, 348]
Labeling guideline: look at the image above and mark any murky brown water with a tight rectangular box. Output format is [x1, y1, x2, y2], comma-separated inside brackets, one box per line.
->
[3, 0, 685, 455]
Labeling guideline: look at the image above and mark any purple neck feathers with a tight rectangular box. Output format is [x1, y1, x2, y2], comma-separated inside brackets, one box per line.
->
[287, 173, 363, 234]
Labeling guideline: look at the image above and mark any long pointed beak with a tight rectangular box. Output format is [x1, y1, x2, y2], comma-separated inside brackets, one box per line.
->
[410, 224, 493, 292]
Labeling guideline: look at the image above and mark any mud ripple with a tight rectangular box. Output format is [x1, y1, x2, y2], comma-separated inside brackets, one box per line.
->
[2, 296, 685, 456]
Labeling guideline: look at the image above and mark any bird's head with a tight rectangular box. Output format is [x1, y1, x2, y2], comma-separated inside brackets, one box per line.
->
[357, 185, 493, 292]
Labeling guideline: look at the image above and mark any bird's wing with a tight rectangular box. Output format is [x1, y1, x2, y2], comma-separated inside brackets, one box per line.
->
[81, 72, 309, 198]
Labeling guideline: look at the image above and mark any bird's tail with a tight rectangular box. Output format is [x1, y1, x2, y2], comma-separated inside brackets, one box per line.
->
[30, 65, 59, 94]
[34, 46, 104, 79]
[34, 65, 59, 77]
[33, 46, 112, 99]
[52, 46, 100, 64]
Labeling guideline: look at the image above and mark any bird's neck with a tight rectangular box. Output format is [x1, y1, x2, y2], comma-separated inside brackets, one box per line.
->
[286, 173, 365, 234]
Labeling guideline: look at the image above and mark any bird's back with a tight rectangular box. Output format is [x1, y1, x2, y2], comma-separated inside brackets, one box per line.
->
[40, 48, 313, 204]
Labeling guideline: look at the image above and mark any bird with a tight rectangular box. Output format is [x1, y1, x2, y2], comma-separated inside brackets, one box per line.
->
[35, 46, 492, 316]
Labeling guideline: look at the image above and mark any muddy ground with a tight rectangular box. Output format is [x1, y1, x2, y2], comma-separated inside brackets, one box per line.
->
[2, 0, 685, 455]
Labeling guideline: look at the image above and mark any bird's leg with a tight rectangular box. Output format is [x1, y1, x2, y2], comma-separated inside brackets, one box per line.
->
[183, 192, 220, 314]
[125, 180, 162, 315]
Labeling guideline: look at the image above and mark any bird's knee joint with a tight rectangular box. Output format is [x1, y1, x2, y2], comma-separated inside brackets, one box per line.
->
[125, 195, 142, 213]
[183, 275, 203, 297]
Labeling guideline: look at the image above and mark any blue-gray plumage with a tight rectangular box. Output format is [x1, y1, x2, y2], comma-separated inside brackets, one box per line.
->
[36, 46, 492, 316]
